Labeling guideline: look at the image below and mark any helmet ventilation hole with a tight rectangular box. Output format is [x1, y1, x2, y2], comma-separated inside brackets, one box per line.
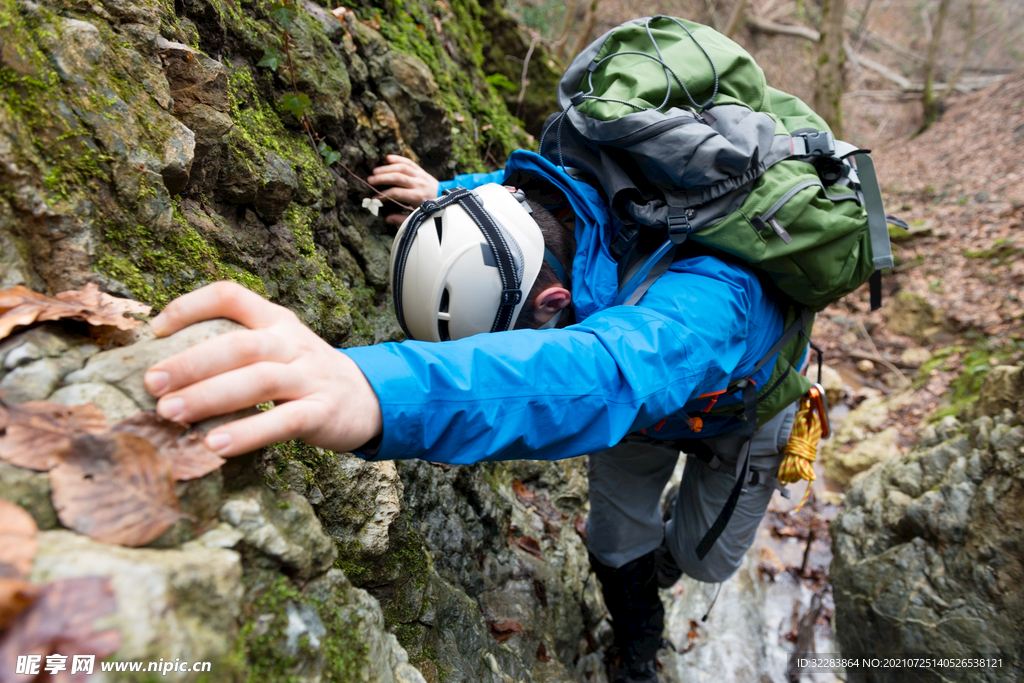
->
[439, 287, 450, 313]
[434, 217, 443, 244]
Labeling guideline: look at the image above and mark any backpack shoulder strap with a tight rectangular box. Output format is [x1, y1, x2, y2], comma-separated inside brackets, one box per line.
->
[614, 238, 678, 307]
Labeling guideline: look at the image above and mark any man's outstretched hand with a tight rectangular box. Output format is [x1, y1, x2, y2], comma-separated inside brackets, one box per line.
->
[367, 154, 439, 226]
[143, 282, 383, 457]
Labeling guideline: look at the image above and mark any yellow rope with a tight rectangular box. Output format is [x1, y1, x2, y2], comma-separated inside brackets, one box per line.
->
[778, 399, 822, 513]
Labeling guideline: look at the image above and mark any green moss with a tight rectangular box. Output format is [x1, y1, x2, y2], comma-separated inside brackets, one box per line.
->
[352, 0, 530, 171]
[236, 573, 369, 683]
[226, 64, 333, 201]
[963, 238, 1021, 265]
[96, 202, 268, 308]
[926, 339, 1024, 421]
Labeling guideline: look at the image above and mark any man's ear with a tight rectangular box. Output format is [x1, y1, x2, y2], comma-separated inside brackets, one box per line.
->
[533, 286, 572, 314]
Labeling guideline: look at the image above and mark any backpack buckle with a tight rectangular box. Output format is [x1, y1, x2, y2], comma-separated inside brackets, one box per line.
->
[666, 209, 695, 244]
[793, 131, 835, 157]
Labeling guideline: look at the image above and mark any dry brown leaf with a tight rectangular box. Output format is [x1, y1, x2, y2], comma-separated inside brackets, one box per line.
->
[113, 412, 225, 481]
[515, 535, 543, 560]
[0, 286, 53, 315]
[0, 284, 150, 341]
[574, 514, 587, 540]
[50, 433, 182, 547]
[536, 641, 551, 663]
[53, 283, 152, 330]
[0, 576, 121, 678]
[512, 479, 534, 505]
[0, 500, 38, 580]
[0, 303, 46, 340]
[487, 619, 522, 644]
[0, 578, 40, 631]
[0, 401, 109, 471]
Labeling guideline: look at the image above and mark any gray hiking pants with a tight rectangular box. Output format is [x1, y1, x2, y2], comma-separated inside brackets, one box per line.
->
[586, 402, 797, 583]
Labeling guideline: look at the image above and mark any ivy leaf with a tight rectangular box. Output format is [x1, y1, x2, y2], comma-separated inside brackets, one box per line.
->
[486, 72, 517, 91]
[269, 1, 297, 28]
[281, 92, 311, 120]
[362, 197, 383, 217]
[317, 142, 341, 166]
[257, 47, 283, 71]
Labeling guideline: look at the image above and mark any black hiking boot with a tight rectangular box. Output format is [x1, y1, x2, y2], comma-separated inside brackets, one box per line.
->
[609, 656, 657, 683]
[590, 551, 665, 682]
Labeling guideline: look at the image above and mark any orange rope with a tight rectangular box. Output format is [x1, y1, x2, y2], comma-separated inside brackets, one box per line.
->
[778, 400, 822, 513]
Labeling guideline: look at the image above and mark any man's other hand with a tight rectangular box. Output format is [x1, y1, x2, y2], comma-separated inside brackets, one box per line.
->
[367, 154, 439, 226]
[143, 282, 383, 457]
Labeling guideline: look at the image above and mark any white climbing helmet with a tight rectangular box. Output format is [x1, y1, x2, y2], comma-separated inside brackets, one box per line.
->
[389, 183, 550, 342]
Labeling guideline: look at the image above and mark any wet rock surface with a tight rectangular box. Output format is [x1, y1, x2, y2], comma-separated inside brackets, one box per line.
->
[831, 367, 1024, 682]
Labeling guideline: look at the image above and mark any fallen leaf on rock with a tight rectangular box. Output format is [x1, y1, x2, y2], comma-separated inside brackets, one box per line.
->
[487, 619, 522, 644]
[0, 578, 40, 631]
[0, 284, 150, 341]
[50, 433, 182, 546]
[516, 535, 543, 560]
[678, 618, 701, 654]
[574, 514, 587, 540]
[113, 412, 225, 481]
[512, 479, 534, 505]
[0, 401, 109, 471]
[0, 500, 38, 580]
[536, 641, 551, 662]
[53, 284, 151, 329]
[0, 576, 121, 677]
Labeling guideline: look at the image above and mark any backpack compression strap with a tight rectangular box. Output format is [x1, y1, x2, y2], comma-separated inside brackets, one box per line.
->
[392, 187, 525, 337]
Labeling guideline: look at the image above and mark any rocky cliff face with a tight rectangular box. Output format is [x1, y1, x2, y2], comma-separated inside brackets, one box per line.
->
[0, 0, 588, 680]
[0, 317, 603, 682]
[831, 366, 1024, 682]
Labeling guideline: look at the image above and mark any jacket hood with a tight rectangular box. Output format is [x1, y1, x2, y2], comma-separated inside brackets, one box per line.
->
[502, 150, 620, 321]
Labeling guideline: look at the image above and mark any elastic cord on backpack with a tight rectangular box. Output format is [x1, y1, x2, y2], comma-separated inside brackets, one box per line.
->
[574, 16, 720, 116]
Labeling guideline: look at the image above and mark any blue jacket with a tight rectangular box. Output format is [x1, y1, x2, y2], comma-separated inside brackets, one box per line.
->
[343, 151, 784, 464]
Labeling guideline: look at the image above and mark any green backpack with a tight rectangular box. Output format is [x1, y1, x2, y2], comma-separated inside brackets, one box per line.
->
[541, 16, 903, 557]
[540, 15, 900, 427]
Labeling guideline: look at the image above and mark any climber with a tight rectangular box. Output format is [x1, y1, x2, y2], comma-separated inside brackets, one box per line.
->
[143, 150, 801, 683]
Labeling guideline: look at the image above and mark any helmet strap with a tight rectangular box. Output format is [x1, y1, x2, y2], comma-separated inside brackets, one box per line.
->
[543, 248, 570, 286]
[538, 309, 563, 330]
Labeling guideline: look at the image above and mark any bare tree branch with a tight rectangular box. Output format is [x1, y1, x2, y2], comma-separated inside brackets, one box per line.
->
[745, 15, 820, 42]
[515, 37, 539, 119]
[746, 11, 1004, 95]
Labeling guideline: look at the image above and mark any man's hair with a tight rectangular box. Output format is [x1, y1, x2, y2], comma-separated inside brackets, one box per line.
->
[514, 199, 576, 329]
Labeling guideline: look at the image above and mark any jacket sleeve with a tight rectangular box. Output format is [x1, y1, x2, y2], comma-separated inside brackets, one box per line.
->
[342, 257, 780, 464]
[437, 169, 507, 194]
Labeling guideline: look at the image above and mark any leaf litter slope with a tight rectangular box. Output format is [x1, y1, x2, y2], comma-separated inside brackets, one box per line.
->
[813, 68, 1024, 446]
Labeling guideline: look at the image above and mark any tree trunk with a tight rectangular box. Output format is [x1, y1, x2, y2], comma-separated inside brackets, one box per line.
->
[723, 0, 749, 39]
[921, 0, 951, 126]
[553, 0, 580, 62]
[814, 0, 847, 137]
[568, 0, 601, 62]
[938, 0, 977, 101]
